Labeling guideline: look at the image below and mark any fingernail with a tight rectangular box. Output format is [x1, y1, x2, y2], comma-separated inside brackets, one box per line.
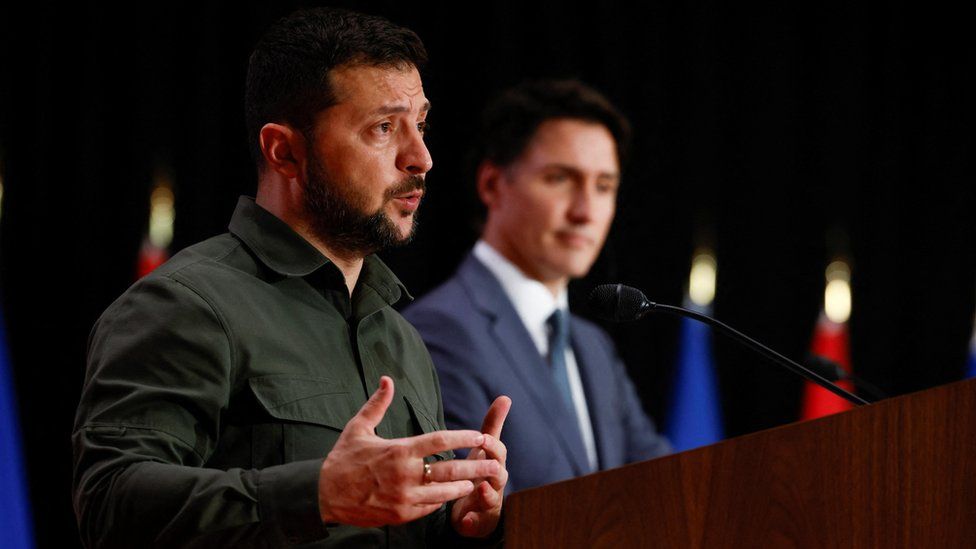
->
[475, 434, 485, 445]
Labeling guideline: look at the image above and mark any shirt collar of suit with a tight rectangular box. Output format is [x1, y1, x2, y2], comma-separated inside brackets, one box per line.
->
[473, 240, 568, 355]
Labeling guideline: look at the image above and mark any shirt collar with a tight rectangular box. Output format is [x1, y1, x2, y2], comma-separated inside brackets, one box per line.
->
[228, 196, 410, 305]
[473, 240, 568, 353]
[359, 254, 412, 305]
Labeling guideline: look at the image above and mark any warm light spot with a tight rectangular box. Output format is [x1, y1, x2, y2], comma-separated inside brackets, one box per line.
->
[688, 249, 717, 307]
[148, 174, 175, 248]
[824, 260, 851, 323]
[826, 260, 850, 283]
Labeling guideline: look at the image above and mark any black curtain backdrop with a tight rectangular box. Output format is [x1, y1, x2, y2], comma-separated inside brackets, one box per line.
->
[1, 2, 973, 546]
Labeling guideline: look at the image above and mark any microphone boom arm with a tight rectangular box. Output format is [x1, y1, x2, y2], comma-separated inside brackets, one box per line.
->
[648, 303, 870, 406]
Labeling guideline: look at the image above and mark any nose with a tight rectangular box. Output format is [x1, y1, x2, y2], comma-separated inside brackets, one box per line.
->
[396, 128, 433, 176]
[567, 183, 594, 224]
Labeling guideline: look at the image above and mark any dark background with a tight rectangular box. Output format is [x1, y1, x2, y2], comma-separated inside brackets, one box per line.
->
[1, 2, 973, 546]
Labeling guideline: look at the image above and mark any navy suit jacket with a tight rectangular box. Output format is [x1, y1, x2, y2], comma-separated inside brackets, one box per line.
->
[403, 253, 671, 493]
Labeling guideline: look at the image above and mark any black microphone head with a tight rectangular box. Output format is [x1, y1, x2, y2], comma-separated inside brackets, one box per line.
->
[587, 284, 655, 322]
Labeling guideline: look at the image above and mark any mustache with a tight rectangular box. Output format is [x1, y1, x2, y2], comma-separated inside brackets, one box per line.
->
[385, 175, 426, 199]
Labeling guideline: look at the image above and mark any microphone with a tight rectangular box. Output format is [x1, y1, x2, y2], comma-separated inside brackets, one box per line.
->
[587, 283, 870, 406]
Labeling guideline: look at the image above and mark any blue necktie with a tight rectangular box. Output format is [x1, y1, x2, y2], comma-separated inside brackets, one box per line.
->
[546, 309, 577, 421]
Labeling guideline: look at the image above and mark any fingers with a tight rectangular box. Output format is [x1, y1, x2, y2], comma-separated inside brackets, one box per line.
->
[451, 481, 503, 538]
[471, 480, 502, 510]
[480, 395, 512, 439]
[426, 458, 499, 483]
[472, 435, 508, 491]
[412, 480, 476, 504]
[411, 503, 445, 520]
[406, 429, 485, 458]
[347, 376, 395, 433]
[478, 434, 507, 464]
[460, 511, 481, 534]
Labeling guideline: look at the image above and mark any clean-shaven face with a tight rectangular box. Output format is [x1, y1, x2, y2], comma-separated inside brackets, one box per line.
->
[486, 118, 619, 285]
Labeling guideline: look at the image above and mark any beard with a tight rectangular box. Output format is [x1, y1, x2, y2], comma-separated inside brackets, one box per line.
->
[303, 151, 424, 257]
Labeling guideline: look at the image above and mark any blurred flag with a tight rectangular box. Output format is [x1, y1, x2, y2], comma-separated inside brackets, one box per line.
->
[136, 170, 175, 278]
[801, 260, 856, 420]
[0, 308, 35, 548]
[665, 249, 724, 451]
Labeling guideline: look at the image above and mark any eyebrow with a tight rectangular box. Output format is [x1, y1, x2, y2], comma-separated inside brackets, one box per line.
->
[374, 100, 431, 116]
[546, 163, 620, 179]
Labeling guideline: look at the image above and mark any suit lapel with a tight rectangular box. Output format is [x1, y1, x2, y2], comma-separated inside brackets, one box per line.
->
[457, 254, 590, 475]
[571, 320, 613, 470]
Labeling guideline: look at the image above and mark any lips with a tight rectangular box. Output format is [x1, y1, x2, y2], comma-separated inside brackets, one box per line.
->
[555, 230, 594, 248]
[393, 190, 423, 211]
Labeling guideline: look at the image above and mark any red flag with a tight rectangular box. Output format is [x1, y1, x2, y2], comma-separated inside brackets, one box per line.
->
[135, 174, 174, 279]
[800, 312, 854, 419]
[136, 237, 169, 279]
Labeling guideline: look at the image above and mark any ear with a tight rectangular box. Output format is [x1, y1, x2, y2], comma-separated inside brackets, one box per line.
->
[476, 160, 504, 209]
[259, 123, 307, 180]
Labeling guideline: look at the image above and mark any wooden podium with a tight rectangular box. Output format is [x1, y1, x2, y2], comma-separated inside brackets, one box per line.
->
[505, 378, 976, 548]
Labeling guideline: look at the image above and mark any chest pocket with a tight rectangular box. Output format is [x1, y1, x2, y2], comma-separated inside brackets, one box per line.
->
[248, 375, 453, 464]
[248, 375, 362, 463]
[404, 394, 452, 462]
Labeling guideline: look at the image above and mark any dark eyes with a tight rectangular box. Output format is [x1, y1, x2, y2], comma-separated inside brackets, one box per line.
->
[374, 121, 429, 136]
[543, 172, 618, 193]
[544, 172, 570, 183]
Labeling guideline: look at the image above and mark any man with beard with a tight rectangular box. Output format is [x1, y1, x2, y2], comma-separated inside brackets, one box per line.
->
[72, 8, 509, 548]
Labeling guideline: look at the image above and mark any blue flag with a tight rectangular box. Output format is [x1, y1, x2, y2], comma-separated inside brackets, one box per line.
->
[0, 309, 34, 548]
[967, 314, 976, 379]
[664, 301, 724, 452]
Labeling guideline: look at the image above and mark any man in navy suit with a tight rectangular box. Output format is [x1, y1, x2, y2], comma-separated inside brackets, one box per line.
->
[404, 80, 671, 493]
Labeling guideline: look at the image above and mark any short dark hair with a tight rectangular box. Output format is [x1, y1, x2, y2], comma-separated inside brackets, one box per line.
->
[245, 8, 427, 167]
[476, 79, 632, 168]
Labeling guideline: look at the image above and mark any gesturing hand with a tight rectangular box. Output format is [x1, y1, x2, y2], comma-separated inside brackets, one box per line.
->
[317, 376, 501, 527]
[451, 395, 512, 538]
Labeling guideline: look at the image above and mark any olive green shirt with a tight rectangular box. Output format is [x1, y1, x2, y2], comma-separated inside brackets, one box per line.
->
[73, 197, 474, 548]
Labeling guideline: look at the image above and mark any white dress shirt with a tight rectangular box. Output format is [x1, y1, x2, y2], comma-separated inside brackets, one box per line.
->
[473, 240, 599, 471]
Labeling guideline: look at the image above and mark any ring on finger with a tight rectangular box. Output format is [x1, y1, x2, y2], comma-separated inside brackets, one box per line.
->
[423, 461, 432, 484]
